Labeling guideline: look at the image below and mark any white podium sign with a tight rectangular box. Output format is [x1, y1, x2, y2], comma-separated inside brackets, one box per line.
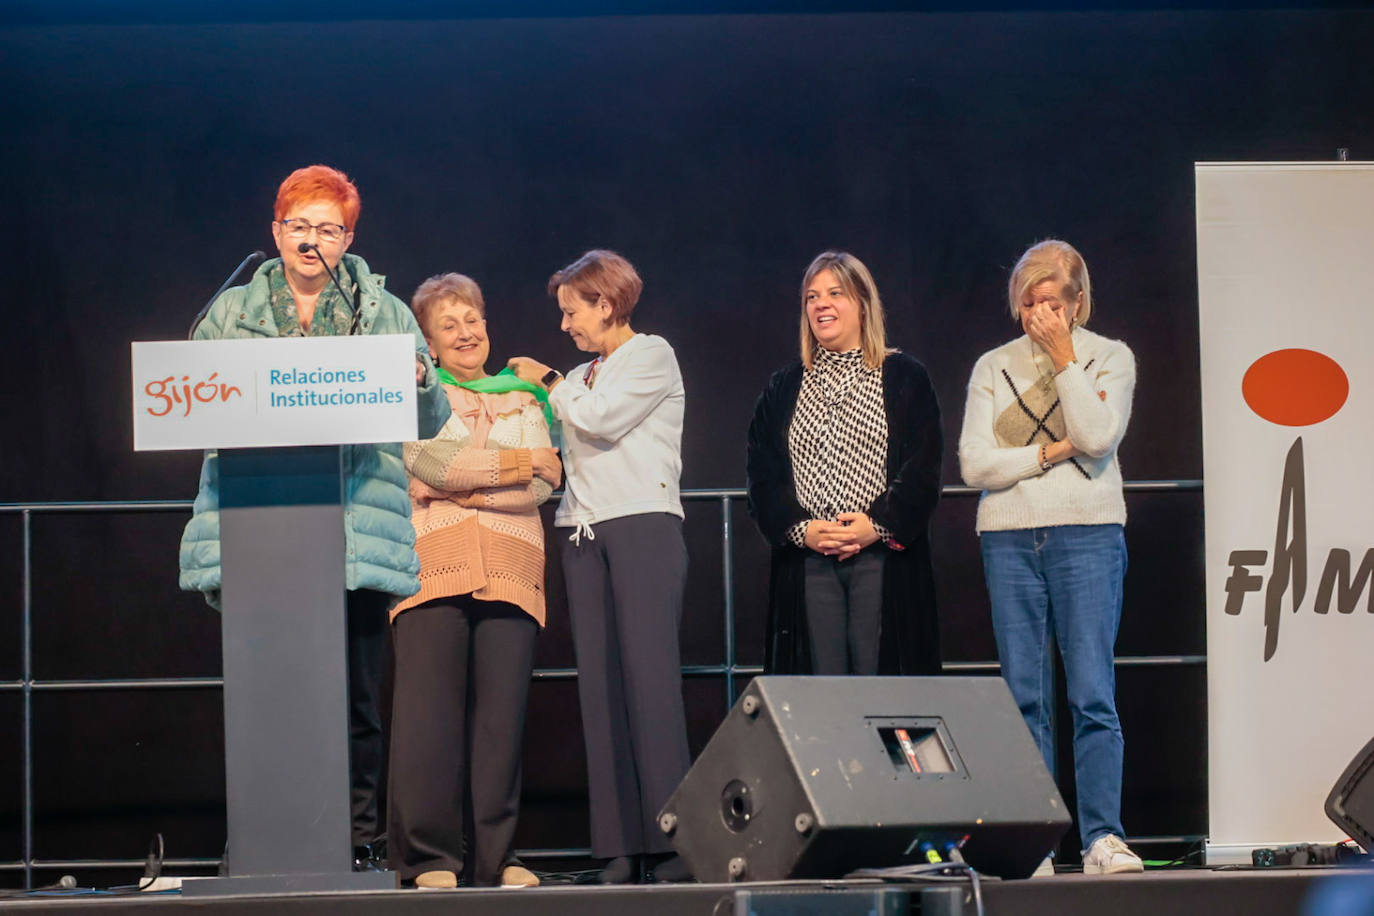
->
[132, 335, 419, 451]
[1197, 162, 1374, 862]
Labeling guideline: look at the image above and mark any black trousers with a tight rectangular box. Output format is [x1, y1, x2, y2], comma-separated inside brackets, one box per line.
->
[802, 550, 887, 675]
[387, 598, 538, 885]
[561, 513, 691, 858]
[346, 588, 391, 849]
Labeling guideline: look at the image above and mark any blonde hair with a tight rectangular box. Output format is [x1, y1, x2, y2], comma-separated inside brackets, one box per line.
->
[411, 273, 485, 329]
[798, 251, 892, 370]
[1007, 239, 1092, 327]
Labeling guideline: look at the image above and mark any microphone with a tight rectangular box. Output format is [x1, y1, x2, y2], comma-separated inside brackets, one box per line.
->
[298, 242, 363, 335]
[188, 250, 265, 339]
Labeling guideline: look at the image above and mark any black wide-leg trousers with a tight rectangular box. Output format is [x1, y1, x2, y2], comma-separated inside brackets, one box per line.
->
[386, 598, 538, 885]
[561, 513, 691, 858]
[346, 587, 392, 850]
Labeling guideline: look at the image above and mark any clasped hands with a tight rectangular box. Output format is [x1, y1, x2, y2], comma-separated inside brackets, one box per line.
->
[804, 512, 879, 561]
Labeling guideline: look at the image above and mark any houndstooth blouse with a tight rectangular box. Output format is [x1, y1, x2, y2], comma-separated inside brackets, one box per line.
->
[785, 347, 892, 546]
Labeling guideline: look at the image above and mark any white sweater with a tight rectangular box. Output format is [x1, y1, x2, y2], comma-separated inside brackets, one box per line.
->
[550, 333, 685, 527]
[958, 328, 1135, 533]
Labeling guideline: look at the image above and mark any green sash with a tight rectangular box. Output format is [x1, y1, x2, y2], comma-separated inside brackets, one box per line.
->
[436, 366, 557, 433]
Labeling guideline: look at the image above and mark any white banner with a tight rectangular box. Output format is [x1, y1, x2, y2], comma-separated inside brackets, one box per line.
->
[132, 335, 418, 451]
[1197, 163, 1374, 861]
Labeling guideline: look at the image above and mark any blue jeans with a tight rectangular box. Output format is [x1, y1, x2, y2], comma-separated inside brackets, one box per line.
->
[980, 524, 1127, 850]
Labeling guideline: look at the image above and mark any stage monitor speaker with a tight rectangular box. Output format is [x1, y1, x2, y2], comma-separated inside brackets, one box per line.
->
[657, 676, 1069, 882]
[1326, 734, 1374, 852]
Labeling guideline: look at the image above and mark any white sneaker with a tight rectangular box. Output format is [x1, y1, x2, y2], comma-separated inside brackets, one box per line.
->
[1082, 835, 1143, 875]
[1031, 856, 1055, 877]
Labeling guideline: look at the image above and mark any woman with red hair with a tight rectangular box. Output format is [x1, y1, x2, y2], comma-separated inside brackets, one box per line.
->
[179, 164, 451, 868]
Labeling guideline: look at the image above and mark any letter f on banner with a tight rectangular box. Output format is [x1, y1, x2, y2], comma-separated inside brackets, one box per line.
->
[1264, 437, 1308, 661]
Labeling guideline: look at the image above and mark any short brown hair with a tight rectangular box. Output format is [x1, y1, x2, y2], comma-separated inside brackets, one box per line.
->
[411, 273, 485, 330]
[799, 251, 892, 370]
[547, 250, 642, 326]
[1007, 239, 1092, 327]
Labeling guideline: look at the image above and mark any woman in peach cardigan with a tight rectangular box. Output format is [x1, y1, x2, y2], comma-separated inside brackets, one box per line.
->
[387, 273, 561, 889]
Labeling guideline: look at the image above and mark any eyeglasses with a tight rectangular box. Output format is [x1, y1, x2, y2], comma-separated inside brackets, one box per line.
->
[279, 218, 348, 244]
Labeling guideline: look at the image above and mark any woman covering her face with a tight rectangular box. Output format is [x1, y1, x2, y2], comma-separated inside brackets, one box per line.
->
[386, 273, 560, 889]
[178, 165, 451, 866]
[746, 250, 943, 676]
[957, 239, 1141, 876]
[508, 250, 691, 885]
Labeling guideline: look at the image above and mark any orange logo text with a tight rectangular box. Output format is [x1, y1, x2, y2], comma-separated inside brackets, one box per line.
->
[144, 373, 243, 417]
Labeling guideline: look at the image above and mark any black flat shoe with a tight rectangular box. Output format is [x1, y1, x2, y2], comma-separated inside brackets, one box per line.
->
[597, 855, 641, 884]
[648, 854, 693, 883]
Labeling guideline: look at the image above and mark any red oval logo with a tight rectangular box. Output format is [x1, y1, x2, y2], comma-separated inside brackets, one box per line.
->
[1242, 349, 1349, 426]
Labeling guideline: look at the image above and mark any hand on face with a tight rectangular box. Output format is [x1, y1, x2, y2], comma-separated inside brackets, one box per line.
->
[1024, 300, 1072, 348]
[1020, 280, 1078, 369]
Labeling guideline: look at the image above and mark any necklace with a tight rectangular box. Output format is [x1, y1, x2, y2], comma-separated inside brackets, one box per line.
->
[1028, 337, 1061, 397]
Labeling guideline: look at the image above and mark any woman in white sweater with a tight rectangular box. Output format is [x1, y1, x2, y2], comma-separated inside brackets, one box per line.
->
[958, 239, 1142, 876]
[508, 250, 690, 885]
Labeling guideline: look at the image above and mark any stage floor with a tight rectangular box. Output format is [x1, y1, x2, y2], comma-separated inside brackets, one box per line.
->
[2, 867, 1370, 916]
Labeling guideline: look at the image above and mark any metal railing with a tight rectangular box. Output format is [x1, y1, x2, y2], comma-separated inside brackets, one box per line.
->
[0, 480, 1204, 886]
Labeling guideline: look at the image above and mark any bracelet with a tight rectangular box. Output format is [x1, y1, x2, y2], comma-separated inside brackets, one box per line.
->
[1038, 443, 1053, 473]
[1054, 359, 1078, 376]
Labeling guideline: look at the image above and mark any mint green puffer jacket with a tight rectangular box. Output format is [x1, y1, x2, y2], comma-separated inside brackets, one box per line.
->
[177, 255, 451, 608]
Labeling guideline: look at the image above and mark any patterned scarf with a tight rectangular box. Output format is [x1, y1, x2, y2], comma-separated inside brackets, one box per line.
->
[267, 260, 355, 337]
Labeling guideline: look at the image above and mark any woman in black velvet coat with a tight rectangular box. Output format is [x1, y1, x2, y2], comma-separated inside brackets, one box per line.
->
[746, 251, 943, 675]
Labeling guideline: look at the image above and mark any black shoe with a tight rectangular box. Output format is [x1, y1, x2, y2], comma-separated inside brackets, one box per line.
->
[597, 856, 641, 884]
[648, 854, 693, 883]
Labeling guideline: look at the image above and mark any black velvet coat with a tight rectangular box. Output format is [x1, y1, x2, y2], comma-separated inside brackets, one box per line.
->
[746, 352, 943, 675]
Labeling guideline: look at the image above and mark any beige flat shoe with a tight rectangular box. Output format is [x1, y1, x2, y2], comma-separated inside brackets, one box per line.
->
[414, 869, 459, 889]
[500, 864, 540, 887]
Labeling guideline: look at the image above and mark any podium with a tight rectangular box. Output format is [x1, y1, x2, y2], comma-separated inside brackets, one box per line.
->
[133, 335, 420, 894]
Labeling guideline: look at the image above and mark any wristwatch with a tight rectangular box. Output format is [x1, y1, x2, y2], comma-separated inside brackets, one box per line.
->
[540, 368, 563, 389]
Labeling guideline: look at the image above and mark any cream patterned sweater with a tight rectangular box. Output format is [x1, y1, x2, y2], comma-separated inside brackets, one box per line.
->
[392, 385, 553, 624]
[958, 328, 1135, 533]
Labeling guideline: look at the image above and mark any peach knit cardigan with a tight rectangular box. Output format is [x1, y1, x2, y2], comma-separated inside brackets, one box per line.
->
[392, 385, 553, 625]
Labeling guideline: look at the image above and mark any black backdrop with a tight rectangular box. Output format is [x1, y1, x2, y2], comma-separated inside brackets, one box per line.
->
[2, 4, 1372, 880]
